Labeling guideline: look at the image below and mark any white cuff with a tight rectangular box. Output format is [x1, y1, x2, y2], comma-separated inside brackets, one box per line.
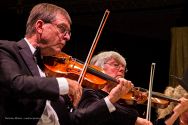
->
[104, 97, 116, 113]
[56, 77, 69, 95]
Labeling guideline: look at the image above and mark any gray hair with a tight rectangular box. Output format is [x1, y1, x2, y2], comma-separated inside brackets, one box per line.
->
[25, 3, 71, 37]
[90, 51, 126, 68]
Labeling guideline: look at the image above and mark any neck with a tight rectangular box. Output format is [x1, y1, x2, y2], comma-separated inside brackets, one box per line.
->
[25, 35, 39, 48]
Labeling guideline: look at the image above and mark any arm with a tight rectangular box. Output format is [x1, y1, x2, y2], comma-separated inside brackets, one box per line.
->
[0, 41, 82, 102]
[77, 88, 138, 125]
[165, 97, 188, 125]
[0, 46, 59, 99]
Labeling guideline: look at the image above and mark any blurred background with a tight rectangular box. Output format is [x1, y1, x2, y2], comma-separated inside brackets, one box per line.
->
[0, 0, 188, 92]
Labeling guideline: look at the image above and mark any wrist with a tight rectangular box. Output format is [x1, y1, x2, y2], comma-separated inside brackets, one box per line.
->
[107, 95, 119, 104]
[165, 112, 179, 125]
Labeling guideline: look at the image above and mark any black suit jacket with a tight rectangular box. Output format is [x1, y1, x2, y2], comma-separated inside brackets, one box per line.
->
[78, 88, 139, 125]
[0, 39, 111, 125]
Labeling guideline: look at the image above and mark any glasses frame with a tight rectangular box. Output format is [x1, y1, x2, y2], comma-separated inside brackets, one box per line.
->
[104, 62, 128, 73]
[50, 23, 71, 37]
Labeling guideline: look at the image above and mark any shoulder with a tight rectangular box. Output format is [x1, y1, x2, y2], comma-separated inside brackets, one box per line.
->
[78, 88, 107, 108]
[83, 88, 97, 96]
[83, 88, 106, 96]
[0, 40, 17, 50]
[0, 40, 18, 56]
[81, 88, 105, 101]
[0, 39, 16, 45]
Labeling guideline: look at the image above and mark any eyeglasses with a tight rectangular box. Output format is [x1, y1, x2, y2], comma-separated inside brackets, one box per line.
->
[104, 62, 128, 73]
[51, 23, 71, 36]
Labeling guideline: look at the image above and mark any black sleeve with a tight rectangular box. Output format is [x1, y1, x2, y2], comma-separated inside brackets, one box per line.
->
[77, 88, 138, 125]
[70, 88, 111, 125]
[52, 94, 111, 125]
[0, 41, 59, 100]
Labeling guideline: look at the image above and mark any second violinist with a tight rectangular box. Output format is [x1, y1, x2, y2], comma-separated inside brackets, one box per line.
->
[78, 51, 153, 125]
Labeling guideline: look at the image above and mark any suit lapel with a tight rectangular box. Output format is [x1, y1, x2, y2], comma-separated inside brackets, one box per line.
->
[17, 39, 40, 76]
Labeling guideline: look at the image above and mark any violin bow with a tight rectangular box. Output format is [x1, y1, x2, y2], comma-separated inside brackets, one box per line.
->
[146, 63, 156, 121]
[78, 9, 110, 85]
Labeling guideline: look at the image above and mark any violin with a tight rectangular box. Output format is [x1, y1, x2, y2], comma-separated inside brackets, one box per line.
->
[121, 87, 180, 109]
[43, 52, 180, 108]
[43, 52, 109, 89]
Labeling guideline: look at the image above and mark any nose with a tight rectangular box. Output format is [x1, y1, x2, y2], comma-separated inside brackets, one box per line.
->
[63, 32, 71, 41]
[118, 66, 125, 74]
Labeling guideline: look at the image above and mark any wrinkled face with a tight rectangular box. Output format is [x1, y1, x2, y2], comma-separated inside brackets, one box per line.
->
[38, 13, 71, 56]
[103, 58, 126, 79]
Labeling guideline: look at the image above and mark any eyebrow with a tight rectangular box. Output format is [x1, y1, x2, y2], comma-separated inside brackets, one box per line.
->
[58, 22, 71, 30]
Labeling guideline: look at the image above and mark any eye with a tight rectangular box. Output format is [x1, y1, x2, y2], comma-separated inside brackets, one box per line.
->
[57, 24, 67, 33]
[57, 24, 71, 36]
[113, 63, 119, 68]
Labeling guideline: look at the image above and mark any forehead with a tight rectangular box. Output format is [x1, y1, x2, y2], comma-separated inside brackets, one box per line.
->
[53, 13, 71, 29]
[106, 57, 120, 63]
[107, 57, 125, 66]
[106, 57, 116, 62]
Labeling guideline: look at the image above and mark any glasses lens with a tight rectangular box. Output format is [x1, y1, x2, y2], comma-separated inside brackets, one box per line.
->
[57, 24, 71, 36]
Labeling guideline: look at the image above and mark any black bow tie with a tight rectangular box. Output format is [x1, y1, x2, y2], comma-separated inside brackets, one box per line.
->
[34, 48, 44, 70]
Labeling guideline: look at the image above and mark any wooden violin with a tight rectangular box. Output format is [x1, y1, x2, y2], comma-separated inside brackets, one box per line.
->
[121, 87, 180, 109]
[43, 52, 108, 89]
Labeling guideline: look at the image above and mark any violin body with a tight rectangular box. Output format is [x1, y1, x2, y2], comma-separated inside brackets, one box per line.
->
[44, 52, 107, 89]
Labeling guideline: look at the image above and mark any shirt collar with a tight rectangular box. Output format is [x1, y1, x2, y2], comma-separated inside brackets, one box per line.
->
[24, 38, 36, 55]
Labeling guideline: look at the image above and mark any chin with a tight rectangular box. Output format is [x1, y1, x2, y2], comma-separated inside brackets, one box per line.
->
[54, 48, 61, 53]
[49, 50, 59, 56]
[116, 76, 122, 79]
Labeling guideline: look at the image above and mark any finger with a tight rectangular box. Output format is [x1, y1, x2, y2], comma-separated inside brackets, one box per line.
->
[73, 87, 82, 107]
[126, 81, 133, 91]
[128, 81, 134, 88]
[73, 93, 80, 107]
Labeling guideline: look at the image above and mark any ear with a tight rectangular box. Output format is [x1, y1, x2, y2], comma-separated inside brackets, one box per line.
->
[35, 20, 45, 34]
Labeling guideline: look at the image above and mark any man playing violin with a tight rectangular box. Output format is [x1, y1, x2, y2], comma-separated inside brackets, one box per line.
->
[0, 3, 134, 125]
[78, 51, 153, 125]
